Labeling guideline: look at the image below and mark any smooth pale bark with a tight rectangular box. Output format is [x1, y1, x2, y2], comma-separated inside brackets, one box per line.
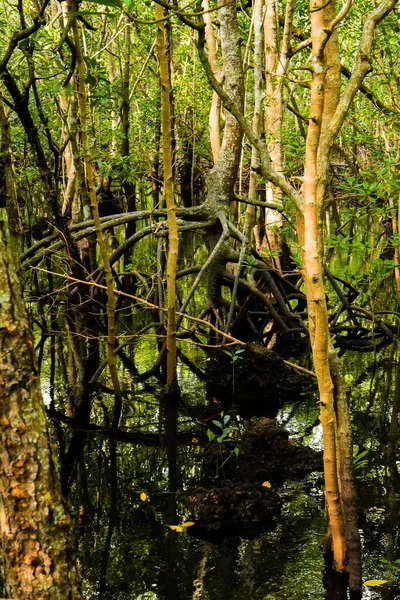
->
[302, 0, 347, 572]
[202, 0, 222, 163]
[156, 4, 179, 393]
[301, 0, 397, 582]
[245, 0, 263, 237]
[0, 229, 81, 599]
[254, 0, 294, 267]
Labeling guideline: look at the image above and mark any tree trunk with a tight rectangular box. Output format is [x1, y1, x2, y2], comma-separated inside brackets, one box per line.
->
[157, 4, 179, 393]
[0, 227, 81, 599]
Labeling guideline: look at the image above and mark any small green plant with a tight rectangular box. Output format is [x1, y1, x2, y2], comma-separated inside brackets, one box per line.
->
[206, 415, 239, 480]
[242, 254, 259, 269]
[353, 445, 369, 470]
[223, 347, 245, 403]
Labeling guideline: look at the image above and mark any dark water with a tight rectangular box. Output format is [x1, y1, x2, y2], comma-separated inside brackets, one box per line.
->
[40, 336, 400, 599]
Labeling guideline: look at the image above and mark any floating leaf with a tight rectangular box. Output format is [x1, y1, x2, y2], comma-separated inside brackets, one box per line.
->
[140, 492, 147, 502]
[181, 522, 195, 527]
[262, 481, 272, 488]
[363, 580, 389, 586]
[169, 525, 183, 532]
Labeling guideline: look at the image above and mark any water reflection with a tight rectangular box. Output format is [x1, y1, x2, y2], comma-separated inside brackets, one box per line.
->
[38, 337, 400, 599]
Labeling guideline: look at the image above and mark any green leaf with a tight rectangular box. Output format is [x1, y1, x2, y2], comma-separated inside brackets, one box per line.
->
[212, 420, 223, 429]
[234, 447, 239, 457]
[206, 429, 215, 442]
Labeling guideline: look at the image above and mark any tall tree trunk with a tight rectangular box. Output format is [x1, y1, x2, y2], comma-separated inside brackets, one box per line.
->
[0, 99, 22, 253]
[71, 6, 122, 422]
[156, 4, 179, 393]
[301, 0, 347, 573]
[202, 0, 222, 163]
[245, 0, 263, 237]
[0, 227, 81, 599]
[121, 21, 137, 270]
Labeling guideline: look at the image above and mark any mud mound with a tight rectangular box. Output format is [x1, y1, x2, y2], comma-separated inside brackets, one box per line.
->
[188, 418, 322, 540]
[206, 344, 312, 416]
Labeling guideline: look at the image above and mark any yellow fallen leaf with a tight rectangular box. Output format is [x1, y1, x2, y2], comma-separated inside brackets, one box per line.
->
[262, 481, 272, 488]
[363, 580, 389, 586]
[181, 522, 195, 527]
[140, 492, 147, 501]
[169, 525, 183, 532]
[192, 438, 199, 444]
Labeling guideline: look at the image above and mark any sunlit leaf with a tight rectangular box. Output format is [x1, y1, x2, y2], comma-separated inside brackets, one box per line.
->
[206, 429, 215, 442]
[169, 525, 183, 532]
[363, 580, 389, 586]
[234, 447, 239, 457]
[181, 521, 195, 527]
[192, 438, 199, 444]
[262, 481, 272, 488]
[140, 492, 147, 501]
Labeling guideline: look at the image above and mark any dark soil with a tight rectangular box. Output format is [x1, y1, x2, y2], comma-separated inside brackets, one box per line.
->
[188, 482, 281, 541]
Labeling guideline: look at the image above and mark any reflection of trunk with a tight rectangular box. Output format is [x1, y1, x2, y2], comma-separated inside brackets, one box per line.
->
[213, 538, 239, 600]
[98, 438, 118, 594]
[164, 392, 179, 599]
[330, 352, 361, 595]
[323, 548, 349, 600]
[192, 543, 211, 599]
[157, 4, 179, 393]
[0, 231, 81, 598]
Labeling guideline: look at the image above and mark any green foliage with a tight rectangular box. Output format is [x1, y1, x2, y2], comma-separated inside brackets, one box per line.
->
[353, 445, 369, 470]
[206, 414, 240, 479]
[222, 348, 245, 364]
